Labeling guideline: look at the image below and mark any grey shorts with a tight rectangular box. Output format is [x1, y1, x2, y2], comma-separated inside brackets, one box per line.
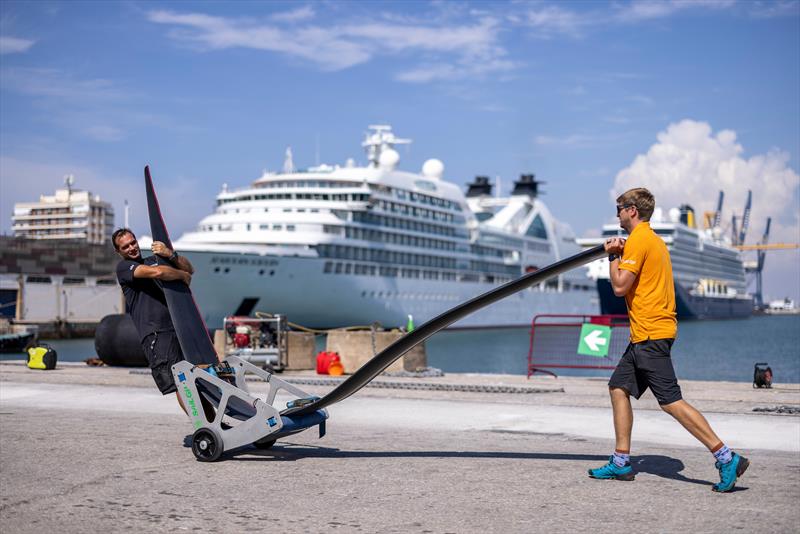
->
[608, 339, 682, 405]
[141, 330, 185, 395]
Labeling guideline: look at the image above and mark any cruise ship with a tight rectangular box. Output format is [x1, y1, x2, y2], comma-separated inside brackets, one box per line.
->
[577, 205, 753, 319]
[174, 126, 598, 329]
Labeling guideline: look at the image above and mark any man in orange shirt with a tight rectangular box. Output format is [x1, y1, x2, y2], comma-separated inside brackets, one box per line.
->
[588, 188, 749, 492]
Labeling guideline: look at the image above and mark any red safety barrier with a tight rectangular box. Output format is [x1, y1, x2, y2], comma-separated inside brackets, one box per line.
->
[527, 314, 630, 378]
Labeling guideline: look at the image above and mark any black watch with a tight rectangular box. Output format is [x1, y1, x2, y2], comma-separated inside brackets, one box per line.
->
[608, 253, 619, 262]
[169, 251, 179, 261]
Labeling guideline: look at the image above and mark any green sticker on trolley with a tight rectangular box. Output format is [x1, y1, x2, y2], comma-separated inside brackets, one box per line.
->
[577, 323, 611, 357]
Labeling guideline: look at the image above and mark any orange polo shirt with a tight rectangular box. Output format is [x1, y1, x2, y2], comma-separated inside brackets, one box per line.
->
[618, 222, 677, 342]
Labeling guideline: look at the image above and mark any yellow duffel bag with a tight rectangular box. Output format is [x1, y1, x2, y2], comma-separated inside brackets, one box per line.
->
[27, 344, 57, 370]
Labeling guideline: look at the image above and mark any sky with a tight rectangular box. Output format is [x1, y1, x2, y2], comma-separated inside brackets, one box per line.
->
[1, 0, 799, 302]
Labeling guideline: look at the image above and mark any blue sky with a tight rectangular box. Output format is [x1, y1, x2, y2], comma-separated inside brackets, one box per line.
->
[1, 0, 799, 301]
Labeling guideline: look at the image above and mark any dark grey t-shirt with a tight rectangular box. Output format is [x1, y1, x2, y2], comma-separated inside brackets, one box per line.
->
[116, 255, 174, 340]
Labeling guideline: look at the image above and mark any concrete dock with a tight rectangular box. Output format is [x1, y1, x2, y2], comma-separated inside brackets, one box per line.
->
[1, 361, 799, 533]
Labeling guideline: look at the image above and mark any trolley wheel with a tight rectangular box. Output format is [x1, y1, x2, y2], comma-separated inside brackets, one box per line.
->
[253, 438, 276, 450]
[191, 428, 224, 462]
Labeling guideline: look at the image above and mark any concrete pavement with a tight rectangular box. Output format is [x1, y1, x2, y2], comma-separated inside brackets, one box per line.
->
[1, 362, 799, 533]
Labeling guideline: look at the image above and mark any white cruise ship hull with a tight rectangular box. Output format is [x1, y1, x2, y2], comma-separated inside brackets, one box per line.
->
[182, 250, 599, 330]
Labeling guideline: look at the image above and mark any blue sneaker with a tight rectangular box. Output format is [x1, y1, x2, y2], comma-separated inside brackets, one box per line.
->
[712, 452, 749, 493]
[588, 456, 635, 481]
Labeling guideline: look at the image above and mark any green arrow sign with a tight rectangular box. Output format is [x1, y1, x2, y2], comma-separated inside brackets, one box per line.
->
[577, 323, 611, 357]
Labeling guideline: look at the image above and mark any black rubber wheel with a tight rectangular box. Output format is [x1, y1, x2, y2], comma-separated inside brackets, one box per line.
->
[191, 428, 223, 462]
[253, 438, 276, 450]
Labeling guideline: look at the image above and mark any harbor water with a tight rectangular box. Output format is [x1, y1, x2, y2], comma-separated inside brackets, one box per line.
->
[4, 315, 798, 384]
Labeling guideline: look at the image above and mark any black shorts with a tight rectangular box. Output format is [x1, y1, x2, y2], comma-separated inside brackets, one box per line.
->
[608, 338, 682, 405]
[141, 330, 185, 395]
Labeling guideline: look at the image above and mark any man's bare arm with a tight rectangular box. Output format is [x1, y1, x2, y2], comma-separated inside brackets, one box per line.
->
[609, 263, 636, 297]
[132, 264, 191, 285]
[152, 241, 194, 274]
[604, 237, 636, 297]
[172, 254, 194, 275]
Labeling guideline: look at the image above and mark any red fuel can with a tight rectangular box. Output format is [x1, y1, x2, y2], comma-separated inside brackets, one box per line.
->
[316, 351, 341, 374]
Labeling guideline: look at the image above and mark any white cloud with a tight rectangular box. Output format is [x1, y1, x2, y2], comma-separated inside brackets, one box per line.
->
[0, 36, 35, 54]
[146, 10, 513, 81]
[147, 10, 372, 70]
[0, 67, 125, 100]
[535, 134, 591, 147]
[514, 0, 738, 38]
[627, 94, 654, 105]
[270, 5, 316, 23]
[395, 57, 516, 83]
[534, 133, 616, 148]
[0, 67, 192, 142]
[612, 119, 800, 300]
[615, 0, 736, 23]
[602, 115, 633, 124]
[748, 0, 800, 19]
[518, 5, 593, 38]
[82, 124, 126, 142]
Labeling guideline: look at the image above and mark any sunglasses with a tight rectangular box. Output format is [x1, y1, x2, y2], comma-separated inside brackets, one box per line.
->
[616, 204, 636, 215]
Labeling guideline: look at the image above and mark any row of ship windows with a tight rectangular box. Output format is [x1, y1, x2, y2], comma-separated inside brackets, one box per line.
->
[333, 225, 530, 261]
[375, 200, 457, 223]
[670, 252, 746, 275]
[218, 192, 461, 225]
[201, 223, 297, 232]
[324, 261, 595, 292]
[369, 183, 462, 211]
[480, 233, 526, 250]
[212, 266, 276, 276]
[317, 244, 539, 278]
[671, 242, 742, 261]
[250, 179, 463, 212]
[218, 192, 369, 206]
[469, 260, 519, 277]
[352, 212, 465, 238]
[343, 226, 458, 252]
[255, 180, 359, 189]
[325, 261, 448, 279]
[218, 207, 321, 215]
[478, 234, 551, 253]
[316, 244, 457, 269]
[324, 261, 511, 283]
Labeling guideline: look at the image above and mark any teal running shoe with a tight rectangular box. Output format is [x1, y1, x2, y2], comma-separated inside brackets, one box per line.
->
[712, 452, 749, 493]
[588, 456, 635, 481]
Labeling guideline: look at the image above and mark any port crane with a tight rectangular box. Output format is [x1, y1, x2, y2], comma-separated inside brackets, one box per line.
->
[716, 190, 798, 309]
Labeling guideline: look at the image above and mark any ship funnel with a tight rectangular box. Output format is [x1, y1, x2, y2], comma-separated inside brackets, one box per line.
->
[511, 174, 544, 198]
[679, 204, 696, 228]
[466, 176, 493, 197]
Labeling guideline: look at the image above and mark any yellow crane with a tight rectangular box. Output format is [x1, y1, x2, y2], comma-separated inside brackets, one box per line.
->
[734, 243, 800, 251]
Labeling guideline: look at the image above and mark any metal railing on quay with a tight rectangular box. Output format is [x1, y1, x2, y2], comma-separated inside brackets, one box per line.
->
[527, 314, 630, 378]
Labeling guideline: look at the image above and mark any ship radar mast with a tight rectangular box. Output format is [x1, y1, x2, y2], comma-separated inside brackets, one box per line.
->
[283, 147, 295, 174]
[362, 125, 411, 168]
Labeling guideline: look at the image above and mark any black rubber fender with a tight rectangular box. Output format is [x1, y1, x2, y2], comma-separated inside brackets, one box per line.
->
[94, 314, 148, 367]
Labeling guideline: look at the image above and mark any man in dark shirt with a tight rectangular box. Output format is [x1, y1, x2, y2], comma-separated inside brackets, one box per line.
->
[113, 227, 193, 396]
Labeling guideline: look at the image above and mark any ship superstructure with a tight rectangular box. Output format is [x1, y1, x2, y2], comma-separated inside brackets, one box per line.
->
[175, 126, 597, 328]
